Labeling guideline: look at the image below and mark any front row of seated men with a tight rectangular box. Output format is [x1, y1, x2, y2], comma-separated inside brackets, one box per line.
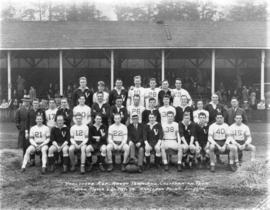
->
[21, 111, 256, 174]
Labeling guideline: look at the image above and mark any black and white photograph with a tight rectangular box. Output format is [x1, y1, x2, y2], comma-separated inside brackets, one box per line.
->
[0, 0, 269, 209]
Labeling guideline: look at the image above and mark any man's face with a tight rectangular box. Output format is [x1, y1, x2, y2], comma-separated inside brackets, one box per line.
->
[235, 115, 242, 125]
[98, 85, 104, 92]
[149, 114, 156, 124]
[181, 96, 188, 105]
[212, 95, 219, 103]
[97, 93, 103, 103]
[61, 99, 68, 108]
[76, 116, 82, 125]
[162, 81, 169, 89]
[197, 101, 203, 109]
[114, 115, 121, 124]
[56, 116, 64, 127]
[163, 97, 169, 106]
[231, 99, 238, 108]
[167, 114, 174, 123]
[134, 96, 140, 106]
[95, 116, 102, 124]
[132, 116, 139, 124]
[80, 79, 87, 88]
[183, 115, 190, 124]
[116, 98, 122, 106]
[115, 80, 122, 89]
[216, 115, 224, 124]
[49, 100, 56, 109]
[199, 114, 206, 124]
[36, 116, 43, 125]
[23, 101, 30, 107]
[149, 80, 156, 89]
[33, 101, 39, 109]
[79, 97, 85, 105]
[175, 80, 182, 89]
[134, 78, 141, 86]
[149, 99, 155, 108]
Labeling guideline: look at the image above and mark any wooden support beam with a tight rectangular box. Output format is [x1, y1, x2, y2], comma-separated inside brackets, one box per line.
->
[7, 51, 11, 101]
[161, 50, 165, 81]
[111, 50, 114, 90]
[211, 49, 215, 95]
[261, 50, 265, 100]
[59, 51, 63, 96]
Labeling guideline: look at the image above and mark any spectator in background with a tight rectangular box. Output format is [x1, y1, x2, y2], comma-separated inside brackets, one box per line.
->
[66, 85, 73, 107]
[249, 91, 257, 110]
[29, 86, 36, 101]
[242, 86, 249, 103]
[16, 75, 25, 100]
[47, 83, 54, 99]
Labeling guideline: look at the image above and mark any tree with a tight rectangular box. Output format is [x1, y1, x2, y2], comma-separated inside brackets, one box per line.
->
[1, 4, 16, 21]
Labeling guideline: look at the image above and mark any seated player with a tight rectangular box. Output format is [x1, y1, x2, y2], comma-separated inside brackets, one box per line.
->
[69, 113, 89, 174]
[144, 113, 163, 169]
[142, 97, 161, 124]
[21, 115, 50, 174]
[128, 113, 144, 173]
[208, 113, 238, 172]
[229, 114, 256, 163]
[158, 94, 176, 125]
[91, 91, 110, 126]
[175, 95, 193, 123]
[194, 112, 210, 168]
[106, 113, 130, 172]
[179, 113, 197, 168]
[110, 96, 128, 124]
[56, 97, 73, 128]
[85, 114, 107, 172]
[47, 115, 70, 173]
[127, 94, 145, 124]
[45, 99, 58, 131]
[193, 100, 209, 124]
[73, 95, 91, 125]
[161, 111, 188, 172]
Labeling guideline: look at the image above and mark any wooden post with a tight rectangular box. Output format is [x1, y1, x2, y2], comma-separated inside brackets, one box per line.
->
[7, 51, 11, 101]
[211, 49, 215, 95]
[260, 50, 265, 101]
[161, 50, 165, 81]
[111, 50, 114, 90]
[59, 50, 63, 96]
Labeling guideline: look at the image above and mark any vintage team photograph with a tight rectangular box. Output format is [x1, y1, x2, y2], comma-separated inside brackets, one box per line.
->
[0, 0, 269, 209]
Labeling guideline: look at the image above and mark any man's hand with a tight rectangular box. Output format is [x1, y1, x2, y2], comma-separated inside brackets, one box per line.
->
[100, 130, 105, 137]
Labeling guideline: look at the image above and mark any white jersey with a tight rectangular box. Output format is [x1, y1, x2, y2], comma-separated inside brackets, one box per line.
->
[128, 86, 145, 107]
[29, 125, 50, 145]
[193, 109, 209, 124]
[73, 105, 91, 125]
[70, 124, 89, 143]
[159, 105, 176, 125]
[172, 88, 192, 107]
[108, 123, 127, 144]
[128, 105, 145, 123]
[229, 123, 251, 142]
[45, 108, 58, 128]
[144, 87, 160, 109]
[162, 122, 179, 140]
[93, 91, 109, 104]
[208, 123, 229, 141]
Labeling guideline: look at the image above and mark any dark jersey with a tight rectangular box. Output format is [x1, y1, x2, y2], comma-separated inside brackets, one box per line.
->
[50, 126, 70, 145]
[205, 103, 227, 124]
[194, 123, 209, 148]
[158, 90, 173, 106]
[179, 122, 196, 144]
[91, 103, 110, 126]
[109, 88, 128, 107]
[88, 124, 107, 148]
[110, 105, 128, 124]
[143, 123, 163, 147]
[142, 109, 161, 124]
[175, 106, 193, 123]
[56, 108, 73, 128]
[72, 87, 93, 108]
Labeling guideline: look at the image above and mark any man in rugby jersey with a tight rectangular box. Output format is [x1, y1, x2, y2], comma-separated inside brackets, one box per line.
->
[73, 95, 91, 125]
[106, 113, 130, 172]
[47, 115, 70, 173]
[172, 78, 192, 107]
[85, 114, 107, 172]
[161, 111, 188, 172]
[158, 80, 173, 106]
[45, 99, 58, 130]
[142, 97, 161, 124]
[208, 113, 238, 172]
[21, 115, 50, 174]
[127, 94, 145, 124]
[55, 97, 73, 128]
[175, 95, 193, 123]
[69, 113, 89, 174]
[110, 96, 128, 124]
[144, 78, 160, 109]
[205, 94, 227, 124]
[109, 78, 128, 107]
[127, 75, 145, 107]
[229, 114, 256, 163]
[91, 91, 111, 127]
[72, 76, 93, 107]
[193, 100, 209, 124]
[93, 81, 109, 104]
[144, 113, 163, 169]
[158, 95, 176, 125]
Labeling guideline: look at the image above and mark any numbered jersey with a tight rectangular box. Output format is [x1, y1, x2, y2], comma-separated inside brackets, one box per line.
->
[159, 106, 176, 125]
[45, 108, 58, 128]
[208, 123, 229, 141]
[229, 123, 251, 141]
[144, 88, 160, 109]
[108, 123, 127, 144]
[162, 122, 179, 140]
[128, 105, 145, 123]
[172, 88, 192, 107]
[70, 124, 89, 143]
[128, 87, 145, 107]
[73, 105, 91, 125]
[29, 125, 50, 144]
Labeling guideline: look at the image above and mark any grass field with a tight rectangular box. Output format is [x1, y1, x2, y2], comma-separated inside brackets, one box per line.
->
[0, 122, 269, 209]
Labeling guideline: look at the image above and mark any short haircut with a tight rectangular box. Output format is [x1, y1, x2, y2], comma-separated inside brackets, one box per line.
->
[198, 112, 206, 117]
[149, 78, 156, 82]
[49, 99, 55, 103]
[75, 113, 83, 117]
[79, 94, 85, 99]
[115, 95, 123, 100]
[235, 114, 242, 118]
[61, 97, 68, 101]
[167, 111, 174, 116]
[114, 113, 121, 118]
[216, 112, 223, 117]
[98, 81, 105, 86]
[175, 78, 182, 82]
[134, 75, 141, 80]
[36, 114, 43, 120]
[95, 113, 103, 118]
[183, 112, 190, 118]
[79, 77, 87, 81]
[149, 113, 156, 118]
[163, 94, 170, 99]
[115, 78, 122, 82]
[231, 97, 238, 101]
[56, 114, 64, 120]
[162, 80, 168, 83]
[33, 98, 39, 103]
[149, 97, 156, 102]
[96, 91, 104, 96]
[134, 94, 140, 99]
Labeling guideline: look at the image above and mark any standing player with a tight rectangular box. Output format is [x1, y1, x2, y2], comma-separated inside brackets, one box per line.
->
[91, 91, 110, 126]
[47, 115, 70, 173]
[106, 114, 130, 172]
[93, 81, 109, 104]
[21, 115, 50, 174]
[229, 114, 256, 163]
[172, 78, 192, 107]
[158, 80, 173, 106]
[109, 79, 128, 107]
[161, 111, 188, 172]
[72, 76, 93, 107]
[127, 75, 145, 107]
[144, 113, 163, 169]
[142, 97, 161, 124]
[73, 95, 91, 125]
[55, 97, 73, 128]
[208, 113, 238, 172]
[45, 99, 58, 130]
[205, 94, 227, 124]
[144, 78, 160, 109]
[158, 95, 176, 125]
[110, 96, 128, 124]
[193, 100, 209, 124]
[85, 114, 107, 172]
[127, 94, 145, 124]
[175, 95, 193, 123]
[69, 113, 89, 174]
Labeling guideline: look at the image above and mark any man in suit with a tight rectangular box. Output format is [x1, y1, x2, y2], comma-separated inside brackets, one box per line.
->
[226, 97, 248, 126]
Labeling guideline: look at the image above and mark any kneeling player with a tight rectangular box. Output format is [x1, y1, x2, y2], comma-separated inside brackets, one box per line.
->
[144, 113, 163, 168]
[107, 113, 129, 172]
[161, 111, 188, 172]
[69, 113, 89, 174]
[21, 115, 50, 174]
[208, 113, 238, 172]
[229, 114, 256, 163]
[47, 115, 70, 173]
[85, 114, 107, 172]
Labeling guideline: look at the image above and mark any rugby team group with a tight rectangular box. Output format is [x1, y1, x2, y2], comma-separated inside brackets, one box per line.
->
[16, 75, 256, 174]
